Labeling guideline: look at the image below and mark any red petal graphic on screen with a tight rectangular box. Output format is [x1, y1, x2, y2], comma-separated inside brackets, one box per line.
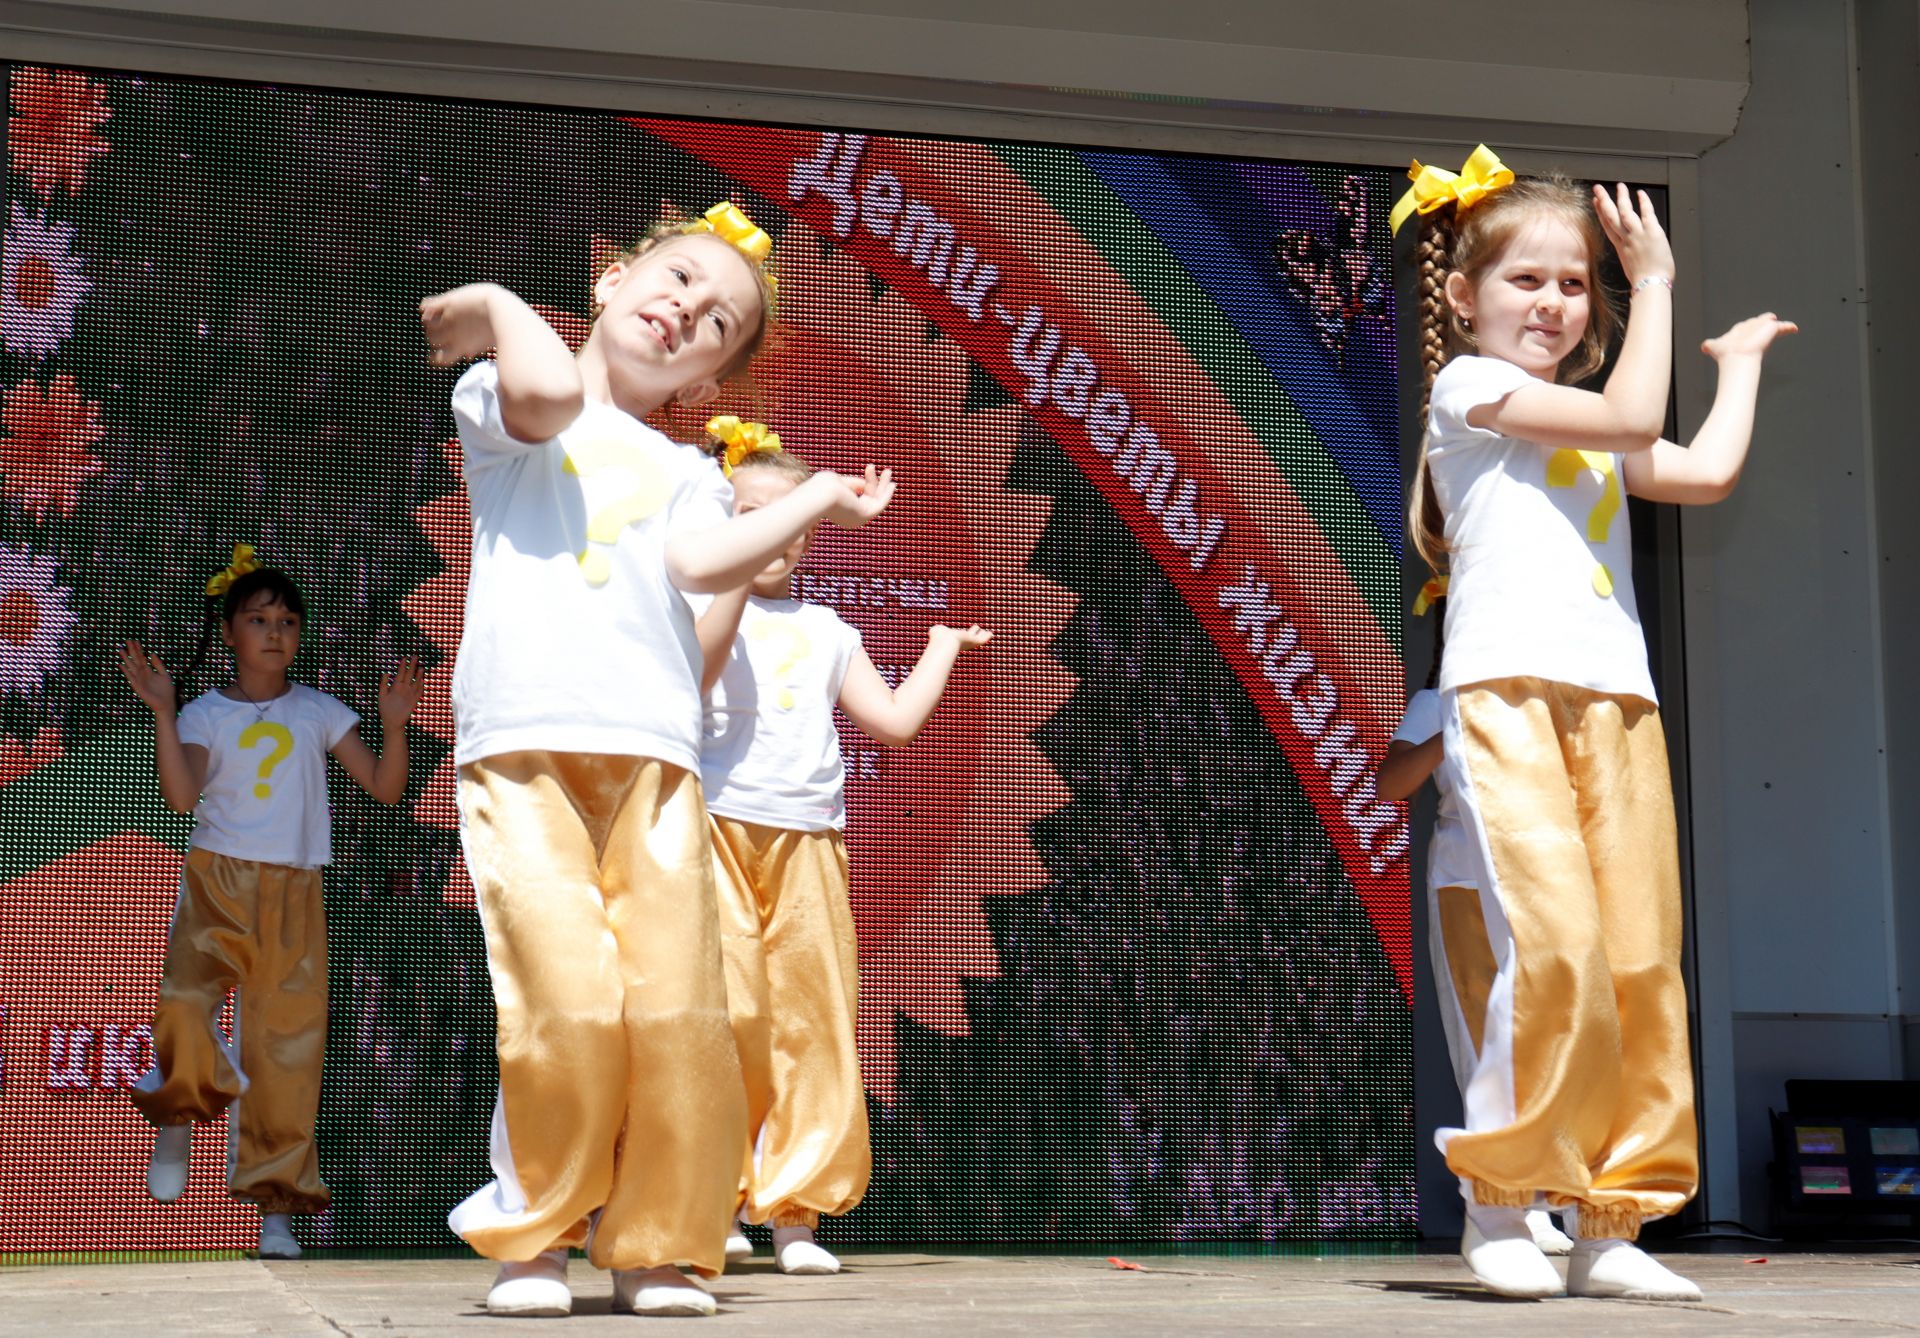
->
[0, 374, 104, 519]
[7, 67, 111, 198]
[404, 437, 472, 905]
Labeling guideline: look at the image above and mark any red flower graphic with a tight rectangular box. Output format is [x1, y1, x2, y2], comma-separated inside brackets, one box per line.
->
[8, 67, 111, 198]
[0, 376, 105, 518]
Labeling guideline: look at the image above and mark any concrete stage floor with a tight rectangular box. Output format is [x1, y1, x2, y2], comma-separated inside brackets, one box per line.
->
[4, 1248, 1918, 1334]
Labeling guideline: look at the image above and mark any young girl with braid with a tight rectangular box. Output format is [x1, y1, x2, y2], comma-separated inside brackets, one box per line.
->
[419, 204, 893, 1318]
[1397, 148, 1793, 1300]
[119, 553, 420, 1259]
[691, 428, 989, 1277]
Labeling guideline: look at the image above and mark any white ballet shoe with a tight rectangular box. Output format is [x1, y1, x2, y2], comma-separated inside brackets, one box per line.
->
[1461, 1207, 1565, 1299]
[772, 1225, 840, 1275]
[1566, 1239, 1702, 1302]
[1526, 1208, 1575, 1255]
[613, 1264, 718, 1317]
[725, 1219, 753, 1265]
[486, 1248, 572, 1317]
[146, 1125, 192, 1202]
[258, 1213, 302, 1259]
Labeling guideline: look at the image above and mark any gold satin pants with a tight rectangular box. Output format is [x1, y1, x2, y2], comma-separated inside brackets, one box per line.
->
[130, 848, 330, 1215]
[449, 752, 746, 1276]
[710, 816, 871, 1229]
[1439, 678, 1698, 1239]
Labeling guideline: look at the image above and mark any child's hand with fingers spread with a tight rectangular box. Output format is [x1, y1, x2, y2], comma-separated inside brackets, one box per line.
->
[419, 284, 503, 367]
[1592, 182, 1675, 288]
[930, 624, 993, 651]
[1704, 313, 1798, 362]
[119, 640, 176, 715]
[378, 656, 426, 729]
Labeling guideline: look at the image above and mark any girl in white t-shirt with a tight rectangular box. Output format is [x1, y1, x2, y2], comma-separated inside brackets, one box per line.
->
[1397, 148, 1793, 1301]
[418, 205, 895, 1319]
[1376, 582, 1574, 1260]
[118, 555, 420, 1259]
[692, 433, 989, 1278]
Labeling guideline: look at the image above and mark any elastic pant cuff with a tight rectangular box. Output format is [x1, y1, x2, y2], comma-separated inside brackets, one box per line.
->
[769, 1208, 820, 1229]
[1569, 1199, 1641, 1241]
[240, 1193, 330, 1216]
[1468, 1179, 1536, 1210]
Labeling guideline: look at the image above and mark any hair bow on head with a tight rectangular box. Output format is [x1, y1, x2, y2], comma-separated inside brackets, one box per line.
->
[1389, 144, 1514, 235]
[688, 202, 777, 291]
[1412, 573, 1450, 617]
[205, 543, 260, 598]
[705, 415, 783, 477]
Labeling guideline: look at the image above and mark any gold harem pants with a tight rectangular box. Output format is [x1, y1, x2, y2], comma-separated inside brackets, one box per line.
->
[130, 848, 330, 1215]
[1437, 678, 1698, 1239]
[710, 816, 871, 1229]
[448, 752, 747, 1276]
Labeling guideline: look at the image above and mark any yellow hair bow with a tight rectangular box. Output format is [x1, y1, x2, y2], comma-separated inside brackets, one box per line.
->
[1412, 573, 1449, 617]
[706, 415, 783, 477]
[687, 202, 776, 288]
[205, 543, 261, 598]
[1389, 144, 1514, 235]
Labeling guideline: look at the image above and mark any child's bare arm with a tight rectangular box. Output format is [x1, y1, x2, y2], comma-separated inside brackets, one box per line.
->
[1375, 735, 1443, 802]
[421, 283, 583, 442]
[119, 640, 206, 813]
[1624, 314, 1797, 505]
[668, 467, 895, 595]
[330, 658, 423, 806]
[696, 587, 752, 695]
[837, 626, 991, 748]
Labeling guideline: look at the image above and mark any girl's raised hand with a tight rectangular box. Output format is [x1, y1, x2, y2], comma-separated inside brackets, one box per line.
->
[1703, 313, 1798, 362]
[378, 656, 426, 728]
[1593, 182, 1675, 288]
[419, 284, 501, 367]
[930, 624, 993, 651]
[813, 465, 896, 529]
[119, 640, 175, 715]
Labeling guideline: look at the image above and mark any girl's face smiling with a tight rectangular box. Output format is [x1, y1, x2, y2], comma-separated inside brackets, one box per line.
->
[220, 592, 301, 678]
[1447, 213, 1594, 380]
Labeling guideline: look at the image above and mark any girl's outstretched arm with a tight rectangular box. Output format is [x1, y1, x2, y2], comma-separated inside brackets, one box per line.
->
[838, 625, 991, 749]
[331, 658, 423, 805]
[1375, 735, 1443, 802]
[421, 283, 583, 442]
[1624, 313, 1798, 505]
[696, 585, 752, 695]
[119, 641, 206, 814]
[668, 467, 894, 595]
[1470, 184, 1677, 454]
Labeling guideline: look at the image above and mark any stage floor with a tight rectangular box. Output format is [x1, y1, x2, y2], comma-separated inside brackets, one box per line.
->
[3, 1249, 1917, 1333]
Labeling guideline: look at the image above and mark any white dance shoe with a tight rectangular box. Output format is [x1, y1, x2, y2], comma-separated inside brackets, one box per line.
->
[486, 1248, 572, 1317]
[1567, 1239, 1703, 1301]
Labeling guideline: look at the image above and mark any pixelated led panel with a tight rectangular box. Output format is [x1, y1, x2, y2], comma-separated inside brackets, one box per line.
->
[1, 64, 1412, 1252]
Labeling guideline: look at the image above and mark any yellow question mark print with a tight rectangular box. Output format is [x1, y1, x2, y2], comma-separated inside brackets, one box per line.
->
[239, 721, 295, 800]
[1546, 448, 1623, 598]
[563, 436, 671, 586]
[749, 619, 812, 710]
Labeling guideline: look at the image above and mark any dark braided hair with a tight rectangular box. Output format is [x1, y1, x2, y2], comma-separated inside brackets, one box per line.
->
[175, 567, 307, 709]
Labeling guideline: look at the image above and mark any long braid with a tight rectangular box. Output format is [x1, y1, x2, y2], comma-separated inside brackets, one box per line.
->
[1408, 208, 1455, 574]
[174, 597, 223, 713]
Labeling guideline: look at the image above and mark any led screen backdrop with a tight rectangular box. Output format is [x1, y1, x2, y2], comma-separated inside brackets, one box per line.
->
[0, 64, 1412, 1254]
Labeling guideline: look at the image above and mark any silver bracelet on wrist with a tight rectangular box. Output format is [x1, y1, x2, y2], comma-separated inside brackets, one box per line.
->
[1633, 275, 1675, 294]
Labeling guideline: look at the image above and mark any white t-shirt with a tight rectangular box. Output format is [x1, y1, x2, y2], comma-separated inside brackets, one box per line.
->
[1391, 688, 1474, 893]
[1426, 355, 1655, 703]
[450, 361, 733, 770]
[177, 684, 361, 868]
[700, 596, 863, 831]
